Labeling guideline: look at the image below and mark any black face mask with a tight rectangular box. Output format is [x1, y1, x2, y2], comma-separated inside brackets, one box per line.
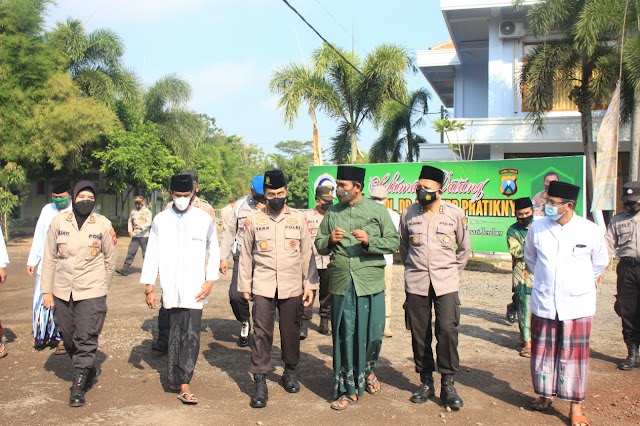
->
[517, 215, 534, 227]
[319, 203, 332, 212]
[268, 197, 286, 212]
[74, 200, 95, 216]
[254, 195, 265, 205]
[417, 189, 438, 206]
[624, 201, 640, 212]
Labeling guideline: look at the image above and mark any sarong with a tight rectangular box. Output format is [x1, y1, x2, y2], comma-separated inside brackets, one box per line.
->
[332, 281, 384, 398]
[530, 314, 591, 402]
[32, 273, 61, 345]
[515, 293, 532, 342]
[168, 308, 202, 386]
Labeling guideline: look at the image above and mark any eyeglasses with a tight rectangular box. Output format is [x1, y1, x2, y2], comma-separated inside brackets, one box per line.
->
[546, 199, 569, 207]
[265, 191, 286, 200]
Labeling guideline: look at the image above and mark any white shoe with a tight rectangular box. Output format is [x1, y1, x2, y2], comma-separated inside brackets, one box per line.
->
[241, 321, 250, 338]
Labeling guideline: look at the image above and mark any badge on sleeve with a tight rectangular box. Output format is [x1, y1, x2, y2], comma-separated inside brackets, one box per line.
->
[461, 216, 468, 230]
[108, 228, 117, 245]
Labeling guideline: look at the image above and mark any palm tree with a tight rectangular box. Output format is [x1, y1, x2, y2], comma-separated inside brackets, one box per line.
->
[369, 88, 431, 163]
[49, 18, 141, 108]
[143, 74, 207, 163]
[270, 43, 415, 164]
[519, 0, 621, 200]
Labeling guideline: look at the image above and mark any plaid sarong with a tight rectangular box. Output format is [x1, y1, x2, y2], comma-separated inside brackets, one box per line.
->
[530, 314, 591, 402]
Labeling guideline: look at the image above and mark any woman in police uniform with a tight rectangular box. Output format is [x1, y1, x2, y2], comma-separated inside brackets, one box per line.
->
[41, 181, 117, 407]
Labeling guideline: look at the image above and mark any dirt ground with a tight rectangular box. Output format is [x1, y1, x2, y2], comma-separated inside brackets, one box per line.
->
[1, 235, 639, 426]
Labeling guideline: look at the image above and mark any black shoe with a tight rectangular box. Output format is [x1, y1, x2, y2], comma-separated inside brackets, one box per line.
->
[281, 364, 300, 393]
[440, 375, 463, 409]
[250, 374, 268, 408]
[151, 340, 168, 354]
[318, 319, 331, 336]
[299, 320, 309, 340]
[506, 303, 516, 324]
[83, 367, 97, 393]
[410, 375, 435, 404]
[619, 342, 640, 370]
[238, 321, 250, 347]
[69, 368, 89, 407]
[115, 267, 130, 276]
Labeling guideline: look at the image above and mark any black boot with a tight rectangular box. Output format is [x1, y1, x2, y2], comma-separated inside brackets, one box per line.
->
[410, 374, 435, 404]
[115, 265, 130, 276]
[318, 318, 331, 336]
[69, 368, 89, 407]
[250, 374, 268, 408]
[299, 320, 309, 340]
[440, 374, 463, 409]
[281, 364, 300, 393]
[83, 367, 97, 392]
[619, 342, 640, 370]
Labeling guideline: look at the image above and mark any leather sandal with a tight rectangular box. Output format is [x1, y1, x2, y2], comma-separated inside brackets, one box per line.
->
[331, 395, 358, 411]
[0, 343, 6, 358]
[177, 392, 198, 404]
[571, 414, 590, 426]
[365, 375, 382, 396]
[530, 397, 553, 411]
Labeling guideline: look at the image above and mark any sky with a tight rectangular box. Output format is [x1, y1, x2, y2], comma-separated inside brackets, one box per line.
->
[45, 0, 450, 158]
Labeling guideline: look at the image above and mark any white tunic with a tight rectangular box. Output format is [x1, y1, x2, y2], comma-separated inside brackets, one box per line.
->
[524, 214, 608, 321]
[27, 203, 72, 273]
[140, 206, 220, 310]
[0, 226, 9, 267]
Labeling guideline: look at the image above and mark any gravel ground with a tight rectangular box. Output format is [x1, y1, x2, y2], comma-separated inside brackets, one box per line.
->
[0, 236, 639, 426]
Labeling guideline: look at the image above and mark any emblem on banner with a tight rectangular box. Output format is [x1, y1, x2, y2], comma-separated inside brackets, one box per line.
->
[499, 168, 519, 197]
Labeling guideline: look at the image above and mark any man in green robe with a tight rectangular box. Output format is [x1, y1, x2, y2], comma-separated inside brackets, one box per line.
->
[315, 165, 400, 410]
[506, 197, 534, 357]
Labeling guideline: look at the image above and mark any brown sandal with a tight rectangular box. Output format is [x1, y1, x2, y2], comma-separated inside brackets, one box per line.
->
[530, 397, 553, 411]
[571, 414, 590, 426]
[365, 375, 382, 395]
[331, 395, 358, 410]
[520, 346, 531, 358]
[0, 343, 6, 358]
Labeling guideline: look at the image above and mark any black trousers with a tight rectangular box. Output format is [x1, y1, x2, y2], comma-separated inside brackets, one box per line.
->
[250, 294, 302, 374]
[123, 236, 148, 268]
[168, 308, 202, 385]
[157, 296, 170, 345]
[54, 295, 107, 369]
[303, 267, 332, 321]
[229, 259, 250, 323]
[405, 289, 460, 377]
[616, 261, 640, 344]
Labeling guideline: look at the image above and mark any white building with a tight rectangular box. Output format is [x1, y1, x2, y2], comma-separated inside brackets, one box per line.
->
[418, 0, 630, 173]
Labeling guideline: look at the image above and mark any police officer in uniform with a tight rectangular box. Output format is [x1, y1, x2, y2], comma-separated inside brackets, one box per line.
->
[41, 180, 117, 407]
[116, 195, 152, 276]
[400, 165, 471, 409]
[219, 175, 266, 347]
[153, 170, 215, 353]
[238, 170, 317, 408]
[605, 181, 640, 370]
[302, 185, 334, 337]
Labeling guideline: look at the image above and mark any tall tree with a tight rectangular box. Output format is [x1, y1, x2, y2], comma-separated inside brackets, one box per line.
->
[270, 43, 415, 164]
[143, 75, 207, 163]
[370, 88, 431, 163]
[519, 0, 621, 201]
[49, 18, 141, 109]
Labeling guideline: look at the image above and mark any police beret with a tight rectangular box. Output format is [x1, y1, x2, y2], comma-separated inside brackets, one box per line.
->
[547, 181, 580, 201]
[337, 165, 366, 182]
[170, 174, 194, 192]
[419, 165, 445, 185]
[264, 170, 287, 190]
[514, 197, 533, 211]
[623, 181, 640, 201]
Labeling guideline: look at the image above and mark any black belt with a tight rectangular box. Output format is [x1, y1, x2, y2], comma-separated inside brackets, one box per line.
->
[620, 257, 640, 267]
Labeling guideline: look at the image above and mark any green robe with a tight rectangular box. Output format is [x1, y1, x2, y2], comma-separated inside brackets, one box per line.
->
[315, 197, 400, 397]
[315, 198, 400, 296]
[506, 221, 533, 341]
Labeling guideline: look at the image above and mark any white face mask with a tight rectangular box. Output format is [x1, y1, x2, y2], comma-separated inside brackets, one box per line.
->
[173, 196, 191, 211]
[374, 199, 385, 205]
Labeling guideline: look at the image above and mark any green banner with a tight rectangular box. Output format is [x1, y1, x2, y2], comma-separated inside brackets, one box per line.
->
[309, 156, 586, 253]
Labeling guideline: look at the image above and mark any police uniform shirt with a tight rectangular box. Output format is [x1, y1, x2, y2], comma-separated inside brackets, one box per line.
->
[305, 209, 330, 270]
[238, 206, 319, 299]
[605, 211, 640, 259]
[220, 195, 261, 260]
[399, 201, 471, 297]
[128, 206, 152, 237]
[41, 212, 118, 302]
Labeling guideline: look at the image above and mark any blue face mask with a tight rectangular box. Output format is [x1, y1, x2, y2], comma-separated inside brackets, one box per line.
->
[544, 204, 564, 220]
